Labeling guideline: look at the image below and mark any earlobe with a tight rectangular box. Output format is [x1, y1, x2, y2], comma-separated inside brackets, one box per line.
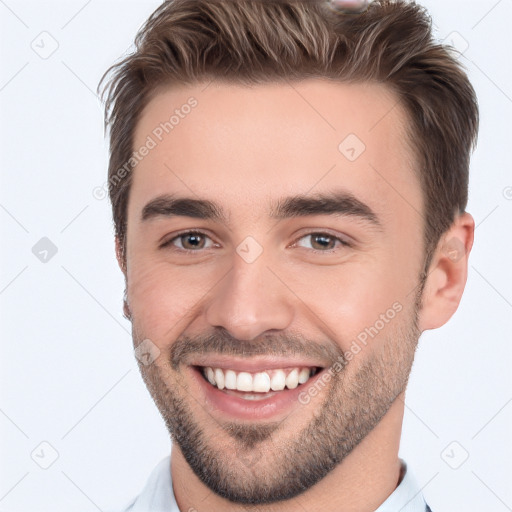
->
[417, 213, 475, 332]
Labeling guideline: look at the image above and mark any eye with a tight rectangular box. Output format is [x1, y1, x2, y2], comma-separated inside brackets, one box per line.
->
[294, 232, 350, 252]
[161, 231, 217, 252]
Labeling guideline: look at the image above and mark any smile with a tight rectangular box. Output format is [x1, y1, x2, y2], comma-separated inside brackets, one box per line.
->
[200, 366, 320, 395]
[189, 361, 327, 420]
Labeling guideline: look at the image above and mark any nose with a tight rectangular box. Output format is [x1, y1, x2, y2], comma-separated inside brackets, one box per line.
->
[204, 255, 294, 341]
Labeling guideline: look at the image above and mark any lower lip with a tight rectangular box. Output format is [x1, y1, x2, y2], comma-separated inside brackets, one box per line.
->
[190, 366, 325, 420]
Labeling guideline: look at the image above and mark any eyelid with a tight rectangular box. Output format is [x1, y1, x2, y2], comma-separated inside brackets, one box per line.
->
[160, 229, 218, 251]
[289, 229, 353, 250]
[160, 228, 353, 253]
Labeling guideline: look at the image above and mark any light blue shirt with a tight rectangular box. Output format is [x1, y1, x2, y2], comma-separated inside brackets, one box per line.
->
[115, 454, 430, 512]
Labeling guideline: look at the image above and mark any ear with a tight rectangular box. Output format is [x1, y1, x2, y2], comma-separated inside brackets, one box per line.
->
[418, 212, 475, 332]
[115, 235, 127, 277]
[115, 236, 132, 321]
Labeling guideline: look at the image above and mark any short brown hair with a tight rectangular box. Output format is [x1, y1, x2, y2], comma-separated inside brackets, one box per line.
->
[98, 0, 478, 273]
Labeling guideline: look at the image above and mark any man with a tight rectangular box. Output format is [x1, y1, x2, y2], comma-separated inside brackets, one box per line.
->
[98, 0, 478, 510]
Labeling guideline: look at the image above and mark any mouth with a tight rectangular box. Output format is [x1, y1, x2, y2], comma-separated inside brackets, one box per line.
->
[189, 361, 328, 420]
[199, 365, 320, 397]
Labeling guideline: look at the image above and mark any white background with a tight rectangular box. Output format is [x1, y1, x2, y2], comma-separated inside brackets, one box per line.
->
[0, 1, 511, 511]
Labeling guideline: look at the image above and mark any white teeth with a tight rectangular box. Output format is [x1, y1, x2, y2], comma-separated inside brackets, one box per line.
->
[253, 372, 271, 392]
[270, 370, 286, 391]
[298, 368, 310, 384]
[238, 394, 268, 401]
[223, 390, 277, 401]
[202, 366, 316, 393]
[214, 368, 225, 390]
[206, 367, 215, 385]
[224, 369, 237, 390]
[236, 372, 253, 392]
[285, 369, 299, 389]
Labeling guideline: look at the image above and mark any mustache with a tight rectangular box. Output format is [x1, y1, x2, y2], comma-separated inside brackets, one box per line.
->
[169, 327, 344, 370]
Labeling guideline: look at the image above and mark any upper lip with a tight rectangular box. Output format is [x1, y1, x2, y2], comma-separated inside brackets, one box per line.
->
[189, 355, 328, 373]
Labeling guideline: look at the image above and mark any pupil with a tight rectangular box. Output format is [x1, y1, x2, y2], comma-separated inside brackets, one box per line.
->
[313, 234, 333, 250]
[184, 234, 204, 249]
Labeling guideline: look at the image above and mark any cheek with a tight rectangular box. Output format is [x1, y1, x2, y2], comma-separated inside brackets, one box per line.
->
[281, 257, 415, 353]
[127, 256, 219, 346]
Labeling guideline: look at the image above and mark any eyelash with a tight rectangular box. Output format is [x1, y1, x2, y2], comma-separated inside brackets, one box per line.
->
[160, 230, 352, 254]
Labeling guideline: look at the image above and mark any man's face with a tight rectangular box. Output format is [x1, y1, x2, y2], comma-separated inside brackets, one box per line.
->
[123, 79, 425, 504]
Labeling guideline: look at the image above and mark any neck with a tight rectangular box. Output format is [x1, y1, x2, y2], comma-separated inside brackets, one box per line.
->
[171, 395, 405, 512]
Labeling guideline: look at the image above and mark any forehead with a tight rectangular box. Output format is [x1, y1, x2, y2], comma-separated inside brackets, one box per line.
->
[129, 79, 421, 222]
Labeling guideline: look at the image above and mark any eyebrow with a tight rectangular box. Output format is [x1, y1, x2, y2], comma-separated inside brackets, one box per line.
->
[269, 191, 381, 228]
[141, 195, 227, 223]
[141, 191, 382, 229]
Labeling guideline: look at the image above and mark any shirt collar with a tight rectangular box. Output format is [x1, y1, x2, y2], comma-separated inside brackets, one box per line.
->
[373, 459, 429, 512]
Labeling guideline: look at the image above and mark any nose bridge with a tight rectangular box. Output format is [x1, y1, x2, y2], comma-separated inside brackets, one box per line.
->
[205, 252, 294, 341]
